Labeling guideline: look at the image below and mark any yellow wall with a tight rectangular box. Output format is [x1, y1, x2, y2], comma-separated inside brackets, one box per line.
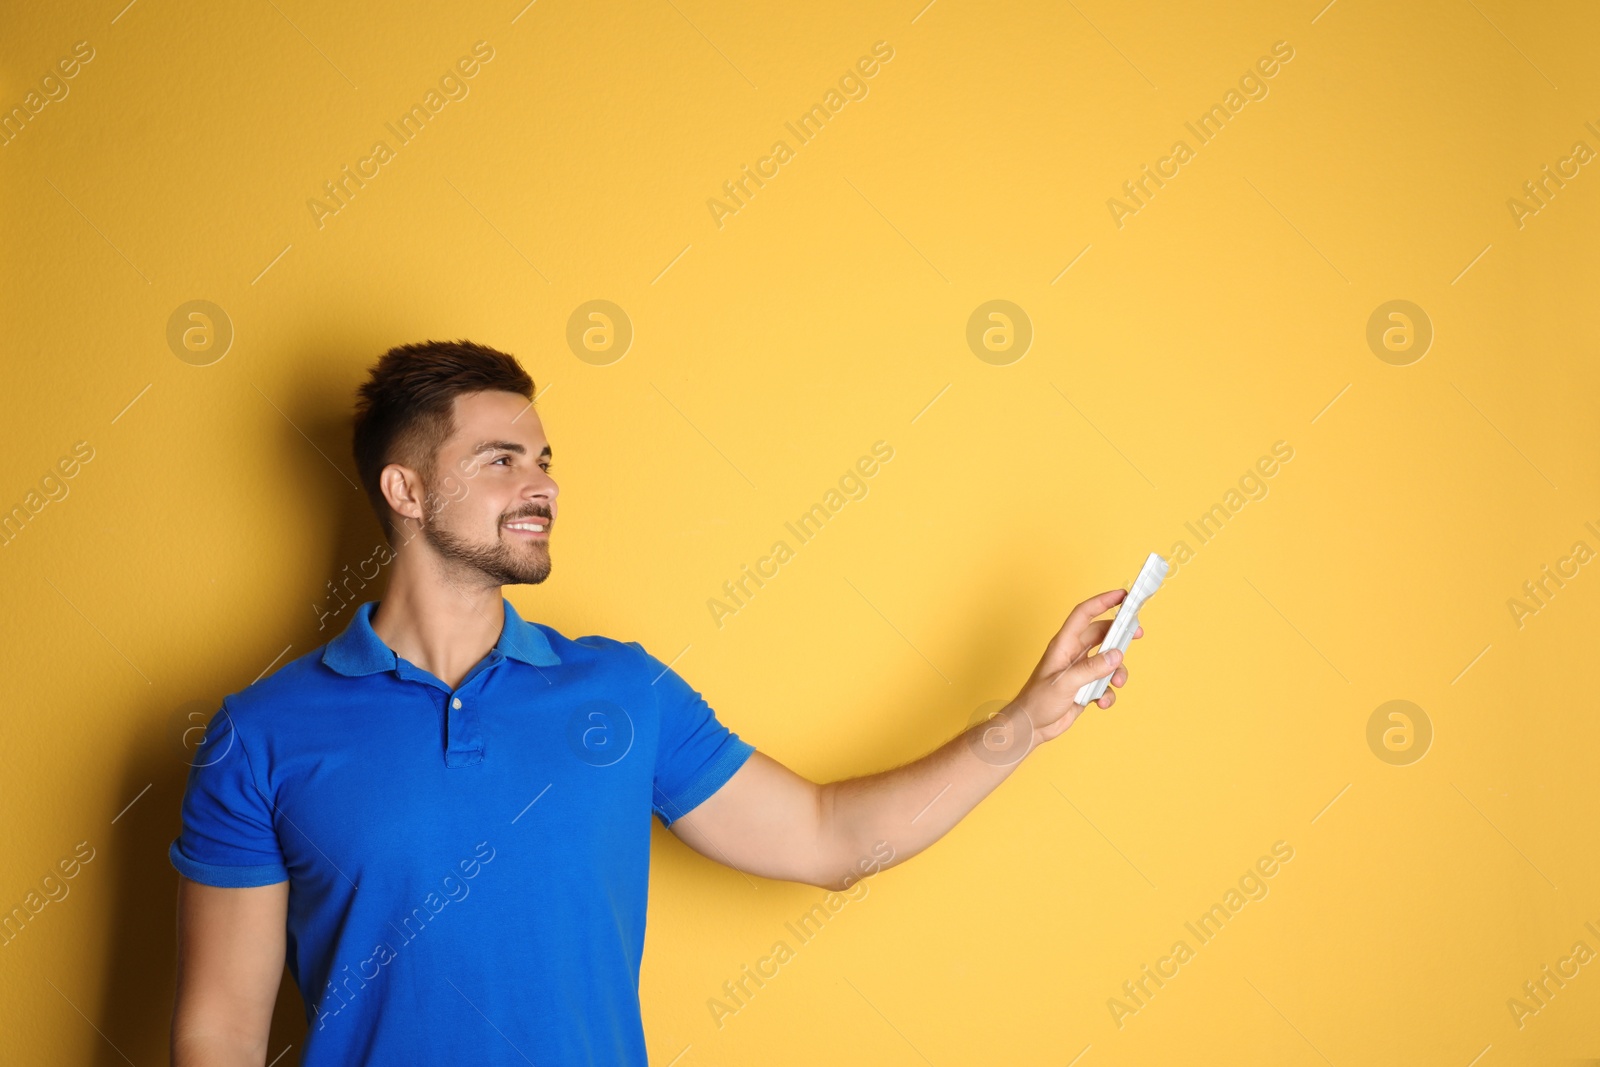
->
[3, 0, 1597, 1063]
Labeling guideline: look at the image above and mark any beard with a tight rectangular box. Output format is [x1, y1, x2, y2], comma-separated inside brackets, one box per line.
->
[421, 498, 552, 587]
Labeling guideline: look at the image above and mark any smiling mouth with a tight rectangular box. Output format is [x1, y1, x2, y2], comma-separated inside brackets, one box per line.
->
[504, 518, 550, 537]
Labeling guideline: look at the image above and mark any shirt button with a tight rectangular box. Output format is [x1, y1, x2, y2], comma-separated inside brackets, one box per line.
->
[452, 697, 462, 709]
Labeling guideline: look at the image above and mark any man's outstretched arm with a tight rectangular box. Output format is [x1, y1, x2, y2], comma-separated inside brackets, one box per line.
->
[669, 588, 1142, 890]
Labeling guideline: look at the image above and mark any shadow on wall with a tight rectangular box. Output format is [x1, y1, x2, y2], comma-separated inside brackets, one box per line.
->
[93, 351, 390, 1065]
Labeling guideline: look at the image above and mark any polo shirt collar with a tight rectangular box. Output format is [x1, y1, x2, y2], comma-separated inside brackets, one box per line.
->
[322, 598, 561, 677]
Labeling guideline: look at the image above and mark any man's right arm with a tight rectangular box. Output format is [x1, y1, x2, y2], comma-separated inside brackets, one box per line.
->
[172, 875, 288, 1067]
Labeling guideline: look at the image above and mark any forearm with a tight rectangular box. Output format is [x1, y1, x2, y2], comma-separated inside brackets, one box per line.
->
[679, 592, 1130, 890]
[817, 706, 1032, 889]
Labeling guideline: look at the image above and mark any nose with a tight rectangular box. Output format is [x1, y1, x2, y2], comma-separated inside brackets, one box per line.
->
[525, 466, 557, 511]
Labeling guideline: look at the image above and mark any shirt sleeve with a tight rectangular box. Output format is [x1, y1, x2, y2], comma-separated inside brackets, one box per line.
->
[167, 700, 290, 887]
[628, 641, 756, 827]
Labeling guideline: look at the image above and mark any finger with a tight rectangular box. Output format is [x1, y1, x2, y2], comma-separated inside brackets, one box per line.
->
[1049, 588, 1139, 671]
[1068, 587, 1128, 631]
[1108, 665, 1128, 688]
[1072, 619, 1114, 660]
[1062, 645, 1122, 692]
[1049, 588, 1127, 657]
[1043, 617, 1120, 684]
[1096, 687, 1117, 709]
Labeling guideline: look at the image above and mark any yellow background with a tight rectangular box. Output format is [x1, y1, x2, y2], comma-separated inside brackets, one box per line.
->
[2, 0, 1597, 1063]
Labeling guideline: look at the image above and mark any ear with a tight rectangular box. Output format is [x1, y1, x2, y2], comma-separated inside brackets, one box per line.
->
[379, 462, 427, 529]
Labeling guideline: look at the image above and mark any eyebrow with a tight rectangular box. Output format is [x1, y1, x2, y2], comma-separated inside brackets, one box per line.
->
[472, 440, 552, 459]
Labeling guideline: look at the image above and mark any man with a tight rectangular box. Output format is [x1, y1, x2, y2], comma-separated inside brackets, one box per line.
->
[169, 339, 1139, 1065]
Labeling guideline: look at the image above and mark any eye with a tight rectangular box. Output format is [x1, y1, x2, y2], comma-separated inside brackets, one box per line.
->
[492, 455, 512, 466]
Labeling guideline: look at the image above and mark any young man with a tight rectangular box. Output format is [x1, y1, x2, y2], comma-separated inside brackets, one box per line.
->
[169, 339, 1139, 1066]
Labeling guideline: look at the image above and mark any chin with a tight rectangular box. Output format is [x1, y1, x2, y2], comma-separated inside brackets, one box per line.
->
[506, 552, 551, 586]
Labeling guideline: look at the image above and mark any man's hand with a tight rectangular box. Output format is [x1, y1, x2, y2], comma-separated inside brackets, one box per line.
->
[670, 586, 1148, 891]
[1010, 586, 1143, 745]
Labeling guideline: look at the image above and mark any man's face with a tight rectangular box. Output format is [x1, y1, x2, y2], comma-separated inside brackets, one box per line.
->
[413, 389, 558, 586]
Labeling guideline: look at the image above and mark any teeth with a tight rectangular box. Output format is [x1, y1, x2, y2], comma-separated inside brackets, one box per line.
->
[506, 522, 546, 532]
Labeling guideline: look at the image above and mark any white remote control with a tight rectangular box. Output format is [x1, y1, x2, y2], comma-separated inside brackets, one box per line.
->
[1074, 552, 1168, 706]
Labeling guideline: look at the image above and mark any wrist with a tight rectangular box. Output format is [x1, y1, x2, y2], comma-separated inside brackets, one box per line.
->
[963, 700, 1038, 771]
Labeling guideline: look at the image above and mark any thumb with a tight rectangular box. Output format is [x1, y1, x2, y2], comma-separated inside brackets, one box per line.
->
[1062, 646, 1121, 691]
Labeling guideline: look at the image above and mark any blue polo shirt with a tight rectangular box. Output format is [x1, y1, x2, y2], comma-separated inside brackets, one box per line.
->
[169, 598, 756, 1065]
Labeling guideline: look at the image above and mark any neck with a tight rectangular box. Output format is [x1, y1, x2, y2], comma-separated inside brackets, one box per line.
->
[370, 546, 507, 690]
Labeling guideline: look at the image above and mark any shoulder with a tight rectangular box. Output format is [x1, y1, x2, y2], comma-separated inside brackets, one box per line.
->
[528, 622, 650, 670]
[216, 645, 349, 735]
[522, 624, 691, 706]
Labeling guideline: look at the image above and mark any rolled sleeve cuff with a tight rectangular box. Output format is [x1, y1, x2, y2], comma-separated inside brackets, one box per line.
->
[169, 839, 288, 888]
[654, 738, 756, 827]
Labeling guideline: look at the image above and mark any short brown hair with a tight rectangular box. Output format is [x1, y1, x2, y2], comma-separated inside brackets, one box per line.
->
[352, 339, 534, 542]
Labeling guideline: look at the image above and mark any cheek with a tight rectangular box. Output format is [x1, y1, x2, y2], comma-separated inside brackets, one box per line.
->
[478, 494, 519, 530]
[430, 493, 482, 530]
